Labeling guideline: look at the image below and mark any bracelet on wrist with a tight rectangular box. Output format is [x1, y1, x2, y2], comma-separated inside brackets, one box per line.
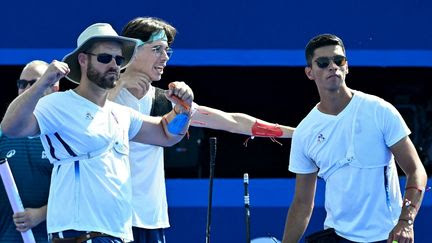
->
[398, 218, 414, 226]
[173, 106, 181, 115]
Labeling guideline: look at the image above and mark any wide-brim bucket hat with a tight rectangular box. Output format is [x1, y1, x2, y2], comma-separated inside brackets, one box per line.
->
[62, 23, 139, 84]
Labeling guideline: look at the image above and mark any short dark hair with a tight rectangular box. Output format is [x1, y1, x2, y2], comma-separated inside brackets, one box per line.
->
[305, 34, 345, 66]
[121, 17, 177, 46]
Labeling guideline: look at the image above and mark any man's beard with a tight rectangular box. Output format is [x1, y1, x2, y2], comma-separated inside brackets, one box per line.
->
[86, 60, 120, 89]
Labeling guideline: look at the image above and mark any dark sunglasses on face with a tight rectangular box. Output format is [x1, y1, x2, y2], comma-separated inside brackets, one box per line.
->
[17, 79, 36, 89]
[314, 55, 347, 69]
[84, 52, 125, 66]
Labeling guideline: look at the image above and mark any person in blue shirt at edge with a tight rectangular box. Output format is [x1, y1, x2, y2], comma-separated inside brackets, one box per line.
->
[0, 60, 59, 242]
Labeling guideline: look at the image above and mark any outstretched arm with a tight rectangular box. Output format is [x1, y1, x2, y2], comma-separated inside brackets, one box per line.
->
[1, 61, 69, 138]
[190, 105, 294, 138]
[282, 172, 317, 243]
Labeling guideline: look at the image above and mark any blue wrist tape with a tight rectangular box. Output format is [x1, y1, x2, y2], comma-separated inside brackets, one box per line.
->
[167, 113, 189, 135]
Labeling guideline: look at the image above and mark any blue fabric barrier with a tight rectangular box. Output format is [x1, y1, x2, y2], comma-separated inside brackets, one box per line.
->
[165, 178, 432, 242]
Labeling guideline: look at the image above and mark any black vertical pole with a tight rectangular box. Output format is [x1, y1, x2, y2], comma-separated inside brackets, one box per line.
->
[244, 173, 251, 243]
[205, 137, 217, 243]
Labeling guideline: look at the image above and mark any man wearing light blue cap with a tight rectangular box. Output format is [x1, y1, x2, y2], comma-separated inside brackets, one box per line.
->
[108, 17, 295, 243]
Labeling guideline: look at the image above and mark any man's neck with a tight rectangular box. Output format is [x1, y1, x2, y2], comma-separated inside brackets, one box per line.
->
[317, 87, 353, 115]
[74, 80, 108, 107]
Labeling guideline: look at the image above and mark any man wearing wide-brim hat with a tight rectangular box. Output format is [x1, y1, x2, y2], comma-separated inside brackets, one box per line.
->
[0, 23, 194, 242]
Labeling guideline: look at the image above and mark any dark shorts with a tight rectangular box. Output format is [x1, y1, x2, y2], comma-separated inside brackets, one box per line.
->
[306, 228, 387, 243]
[131, 227, 166, 243]
[49, 230, 124, 243]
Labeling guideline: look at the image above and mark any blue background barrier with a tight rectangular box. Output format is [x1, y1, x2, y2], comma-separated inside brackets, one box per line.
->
[1, 0, 432, 66]
[165, 178, 432, 242]
[1, 1, 431, 240]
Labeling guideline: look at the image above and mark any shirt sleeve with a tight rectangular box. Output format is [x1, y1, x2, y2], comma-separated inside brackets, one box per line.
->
[128, 107, 144, 140]
[376, 100, 411, 147]
[288, 129, 318, 174]
[33, 95, 58, 135]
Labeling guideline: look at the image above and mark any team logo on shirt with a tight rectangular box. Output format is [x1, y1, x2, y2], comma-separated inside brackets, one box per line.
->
[317, 133, 325, 143]
[41, 151, 47, 159]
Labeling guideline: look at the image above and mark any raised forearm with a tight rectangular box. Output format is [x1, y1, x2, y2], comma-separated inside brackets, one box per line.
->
[2, 60, 68, 137]
[161, 107, 191, 146]
[133, 108, 191, 147]
[134, 82, 194, 146]
[1, 82, 47, 137]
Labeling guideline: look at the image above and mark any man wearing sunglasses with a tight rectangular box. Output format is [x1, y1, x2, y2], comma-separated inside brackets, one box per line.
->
[16, 61, 60, 95]
[1, 23, 193, 243]
[282, 34, 427, 243]
[106, 17, 295, 243]
[1, 60, 57, 242]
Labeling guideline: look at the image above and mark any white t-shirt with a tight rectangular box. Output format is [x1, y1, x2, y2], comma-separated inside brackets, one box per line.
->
[289, 90, 409, 242]
[115, 87, 170, 229]
[34, 90, 143, 241]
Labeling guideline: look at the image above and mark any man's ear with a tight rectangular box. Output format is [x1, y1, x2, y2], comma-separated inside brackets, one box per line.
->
[78, 53, 87, 66]
[305, 66, 314, 80]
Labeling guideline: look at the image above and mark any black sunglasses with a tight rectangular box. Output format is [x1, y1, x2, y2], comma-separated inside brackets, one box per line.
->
[17, 79, 36, 89]
[84, 52, 125, 66]
[314, 55, 347, 69]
